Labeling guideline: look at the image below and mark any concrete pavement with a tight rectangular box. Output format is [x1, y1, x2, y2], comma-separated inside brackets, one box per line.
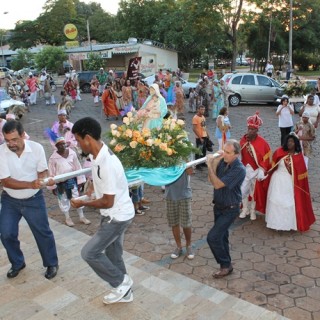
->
[1, 90, 319, 319]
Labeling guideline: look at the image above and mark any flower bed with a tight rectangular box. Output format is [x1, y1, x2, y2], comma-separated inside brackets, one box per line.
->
[106, 112, 198, 169]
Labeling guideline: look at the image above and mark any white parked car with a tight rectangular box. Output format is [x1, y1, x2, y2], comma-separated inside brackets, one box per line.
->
[0, 89, 26, 119]
[0, 66, 14, 76]
[144, 74, 197, 97]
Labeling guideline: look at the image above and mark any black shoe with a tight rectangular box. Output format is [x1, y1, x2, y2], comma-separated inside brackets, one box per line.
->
[7, 262, 26, 278]
[45, 266, 59, 279]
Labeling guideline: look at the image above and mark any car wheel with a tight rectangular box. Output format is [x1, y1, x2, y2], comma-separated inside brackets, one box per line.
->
[229, 94, 240, 107]
[294, 102, 303, 114]
[82, 83, 91, 94]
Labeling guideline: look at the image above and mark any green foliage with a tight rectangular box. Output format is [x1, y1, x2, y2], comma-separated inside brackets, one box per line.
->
[34, 46, 67, 73]
[8, 21, 41, 50]
[10, 49, 34, 70]
[84, 53, 104, 70]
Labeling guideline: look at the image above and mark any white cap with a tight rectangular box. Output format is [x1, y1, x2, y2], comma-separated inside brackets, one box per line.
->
[28, 72, 33, 76]
[58, 109, 67, 116]
[109, 70, 113, 73]
[302, 111, 310, 118]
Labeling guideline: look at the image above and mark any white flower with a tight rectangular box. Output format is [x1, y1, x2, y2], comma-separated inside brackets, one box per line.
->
[127, 112, 133, 118]
[146, 138, 154, 146]
[110, 123, 117, 130]
[123, 117, 130, 125]
[177, 119, 185, 126]
[110, 139, 117, 145]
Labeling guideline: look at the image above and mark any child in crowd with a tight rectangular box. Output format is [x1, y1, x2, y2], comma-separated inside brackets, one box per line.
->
[130, 185, 150, 216]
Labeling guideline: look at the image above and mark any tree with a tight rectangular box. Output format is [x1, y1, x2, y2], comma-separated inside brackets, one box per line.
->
[36, 0, 78, 45]
[10, 49, 34, 70]
[84, 53, 104, 70]
[8, 21, 41, 49]
[216, 0, 244, 72]
[34, 46, 67, 73]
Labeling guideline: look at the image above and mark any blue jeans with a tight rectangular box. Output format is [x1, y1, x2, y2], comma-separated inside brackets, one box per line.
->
[0, 190, 58, 269]
[131, 185, 143, 204]
[81, 216, 133, 288]
[207, 206, 239, 269]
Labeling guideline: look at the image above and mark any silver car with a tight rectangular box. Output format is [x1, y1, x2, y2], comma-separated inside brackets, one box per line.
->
[221, 73, 284, 107]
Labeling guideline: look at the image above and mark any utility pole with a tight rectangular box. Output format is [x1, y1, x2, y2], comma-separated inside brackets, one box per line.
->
[288, 0, 293, 66]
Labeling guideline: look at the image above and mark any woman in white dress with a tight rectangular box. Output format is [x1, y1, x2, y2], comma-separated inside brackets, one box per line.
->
[298, 95, 320, 128]
[265, 133, 315, 231]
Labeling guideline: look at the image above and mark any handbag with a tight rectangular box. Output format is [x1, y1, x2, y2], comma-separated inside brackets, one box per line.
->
[206, 139, 214, 152]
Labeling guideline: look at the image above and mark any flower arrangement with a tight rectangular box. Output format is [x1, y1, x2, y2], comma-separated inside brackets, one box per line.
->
[106, 112, 198, 169]
[283, 80, 310, 97]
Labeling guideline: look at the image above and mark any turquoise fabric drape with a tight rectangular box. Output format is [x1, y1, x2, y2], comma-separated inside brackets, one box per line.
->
[125, 164, 186, 186]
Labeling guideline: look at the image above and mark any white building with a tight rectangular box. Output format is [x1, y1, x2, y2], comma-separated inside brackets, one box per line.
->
[66, 39, 178, 76]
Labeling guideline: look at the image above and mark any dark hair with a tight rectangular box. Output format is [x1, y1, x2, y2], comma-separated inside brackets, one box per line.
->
[2, 120, 24, 136]
[282, 134, 301, 152]
[280, 97, 289, 104]
[219, 107, 228, 116]
[72, 117, 101, 140]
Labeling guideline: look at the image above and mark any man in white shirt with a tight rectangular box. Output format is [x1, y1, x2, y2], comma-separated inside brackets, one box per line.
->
[0, 120, 59, 279]
[71, 117, 134, 304]
[265, 61, 274, 77]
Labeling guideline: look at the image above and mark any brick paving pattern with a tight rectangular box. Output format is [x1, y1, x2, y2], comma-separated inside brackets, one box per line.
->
[1, 85, 320, 319]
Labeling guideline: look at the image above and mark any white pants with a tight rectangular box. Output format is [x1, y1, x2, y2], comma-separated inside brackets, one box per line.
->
[241, 165, 258, 200]
[57, 185, 84, 217]
[29, 91, 37, 105]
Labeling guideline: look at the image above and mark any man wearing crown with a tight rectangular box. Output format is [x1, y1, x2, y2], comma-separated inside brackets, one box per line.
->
[239, 112, 271, 220]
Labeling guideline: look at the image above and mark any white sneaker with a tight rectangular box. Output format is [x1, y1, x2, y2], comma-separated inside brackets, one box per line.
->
[103, 274, 133, 304]
[65, 217, 75, 227]
[250, 211, 257, 220]
[239, 208, 249, 218]
[79, 217, 91, 225]
[118, 289, 133, 303]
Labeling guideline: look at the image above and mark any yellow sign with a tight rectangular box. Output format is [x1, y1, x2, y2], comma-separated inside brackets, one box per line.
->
[65, 41, 79, 48]
[64, 24, 78, 40]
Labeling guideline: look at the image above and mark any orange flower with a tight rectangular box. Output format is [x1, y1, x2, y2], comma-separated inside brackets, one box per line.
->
[114, 144, 125, 152]
[159, 142, 168, 151]
[167, 148, 173, 155]
[132, 130, 141, 139]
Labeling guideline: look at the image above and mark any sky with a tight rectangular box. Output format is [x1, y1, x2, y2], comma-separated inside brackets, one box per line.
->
[0, 0, 120, 30]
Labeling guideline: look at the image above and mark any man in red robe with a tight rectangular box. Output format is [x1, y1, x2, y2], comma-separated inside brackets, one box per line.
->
[239, 112, 271, 220]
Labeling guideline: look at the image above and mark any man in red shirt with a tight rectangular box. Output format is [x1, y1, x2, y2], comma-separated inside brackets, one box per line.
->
[239, 112, 271, 220]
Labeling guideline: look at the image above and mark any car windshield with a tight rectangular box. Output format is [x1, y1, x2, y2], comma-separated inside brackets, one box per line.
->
[270, 79, 280, 88]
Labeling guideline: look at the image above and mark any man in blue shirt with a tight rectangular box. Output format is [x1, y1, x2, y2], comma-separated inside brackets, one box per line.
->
[206, 139, 246, 278]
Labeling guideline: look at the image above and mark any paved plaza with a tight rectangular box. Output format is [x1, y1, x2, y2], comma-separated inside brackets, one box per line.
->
[0, 87, 320, 319]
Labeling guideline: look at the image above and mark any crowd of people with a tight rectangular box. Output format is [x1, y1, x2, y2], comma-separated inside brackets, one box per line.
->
[0, 66, 319, 305]
[89, 68, 187, 122]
